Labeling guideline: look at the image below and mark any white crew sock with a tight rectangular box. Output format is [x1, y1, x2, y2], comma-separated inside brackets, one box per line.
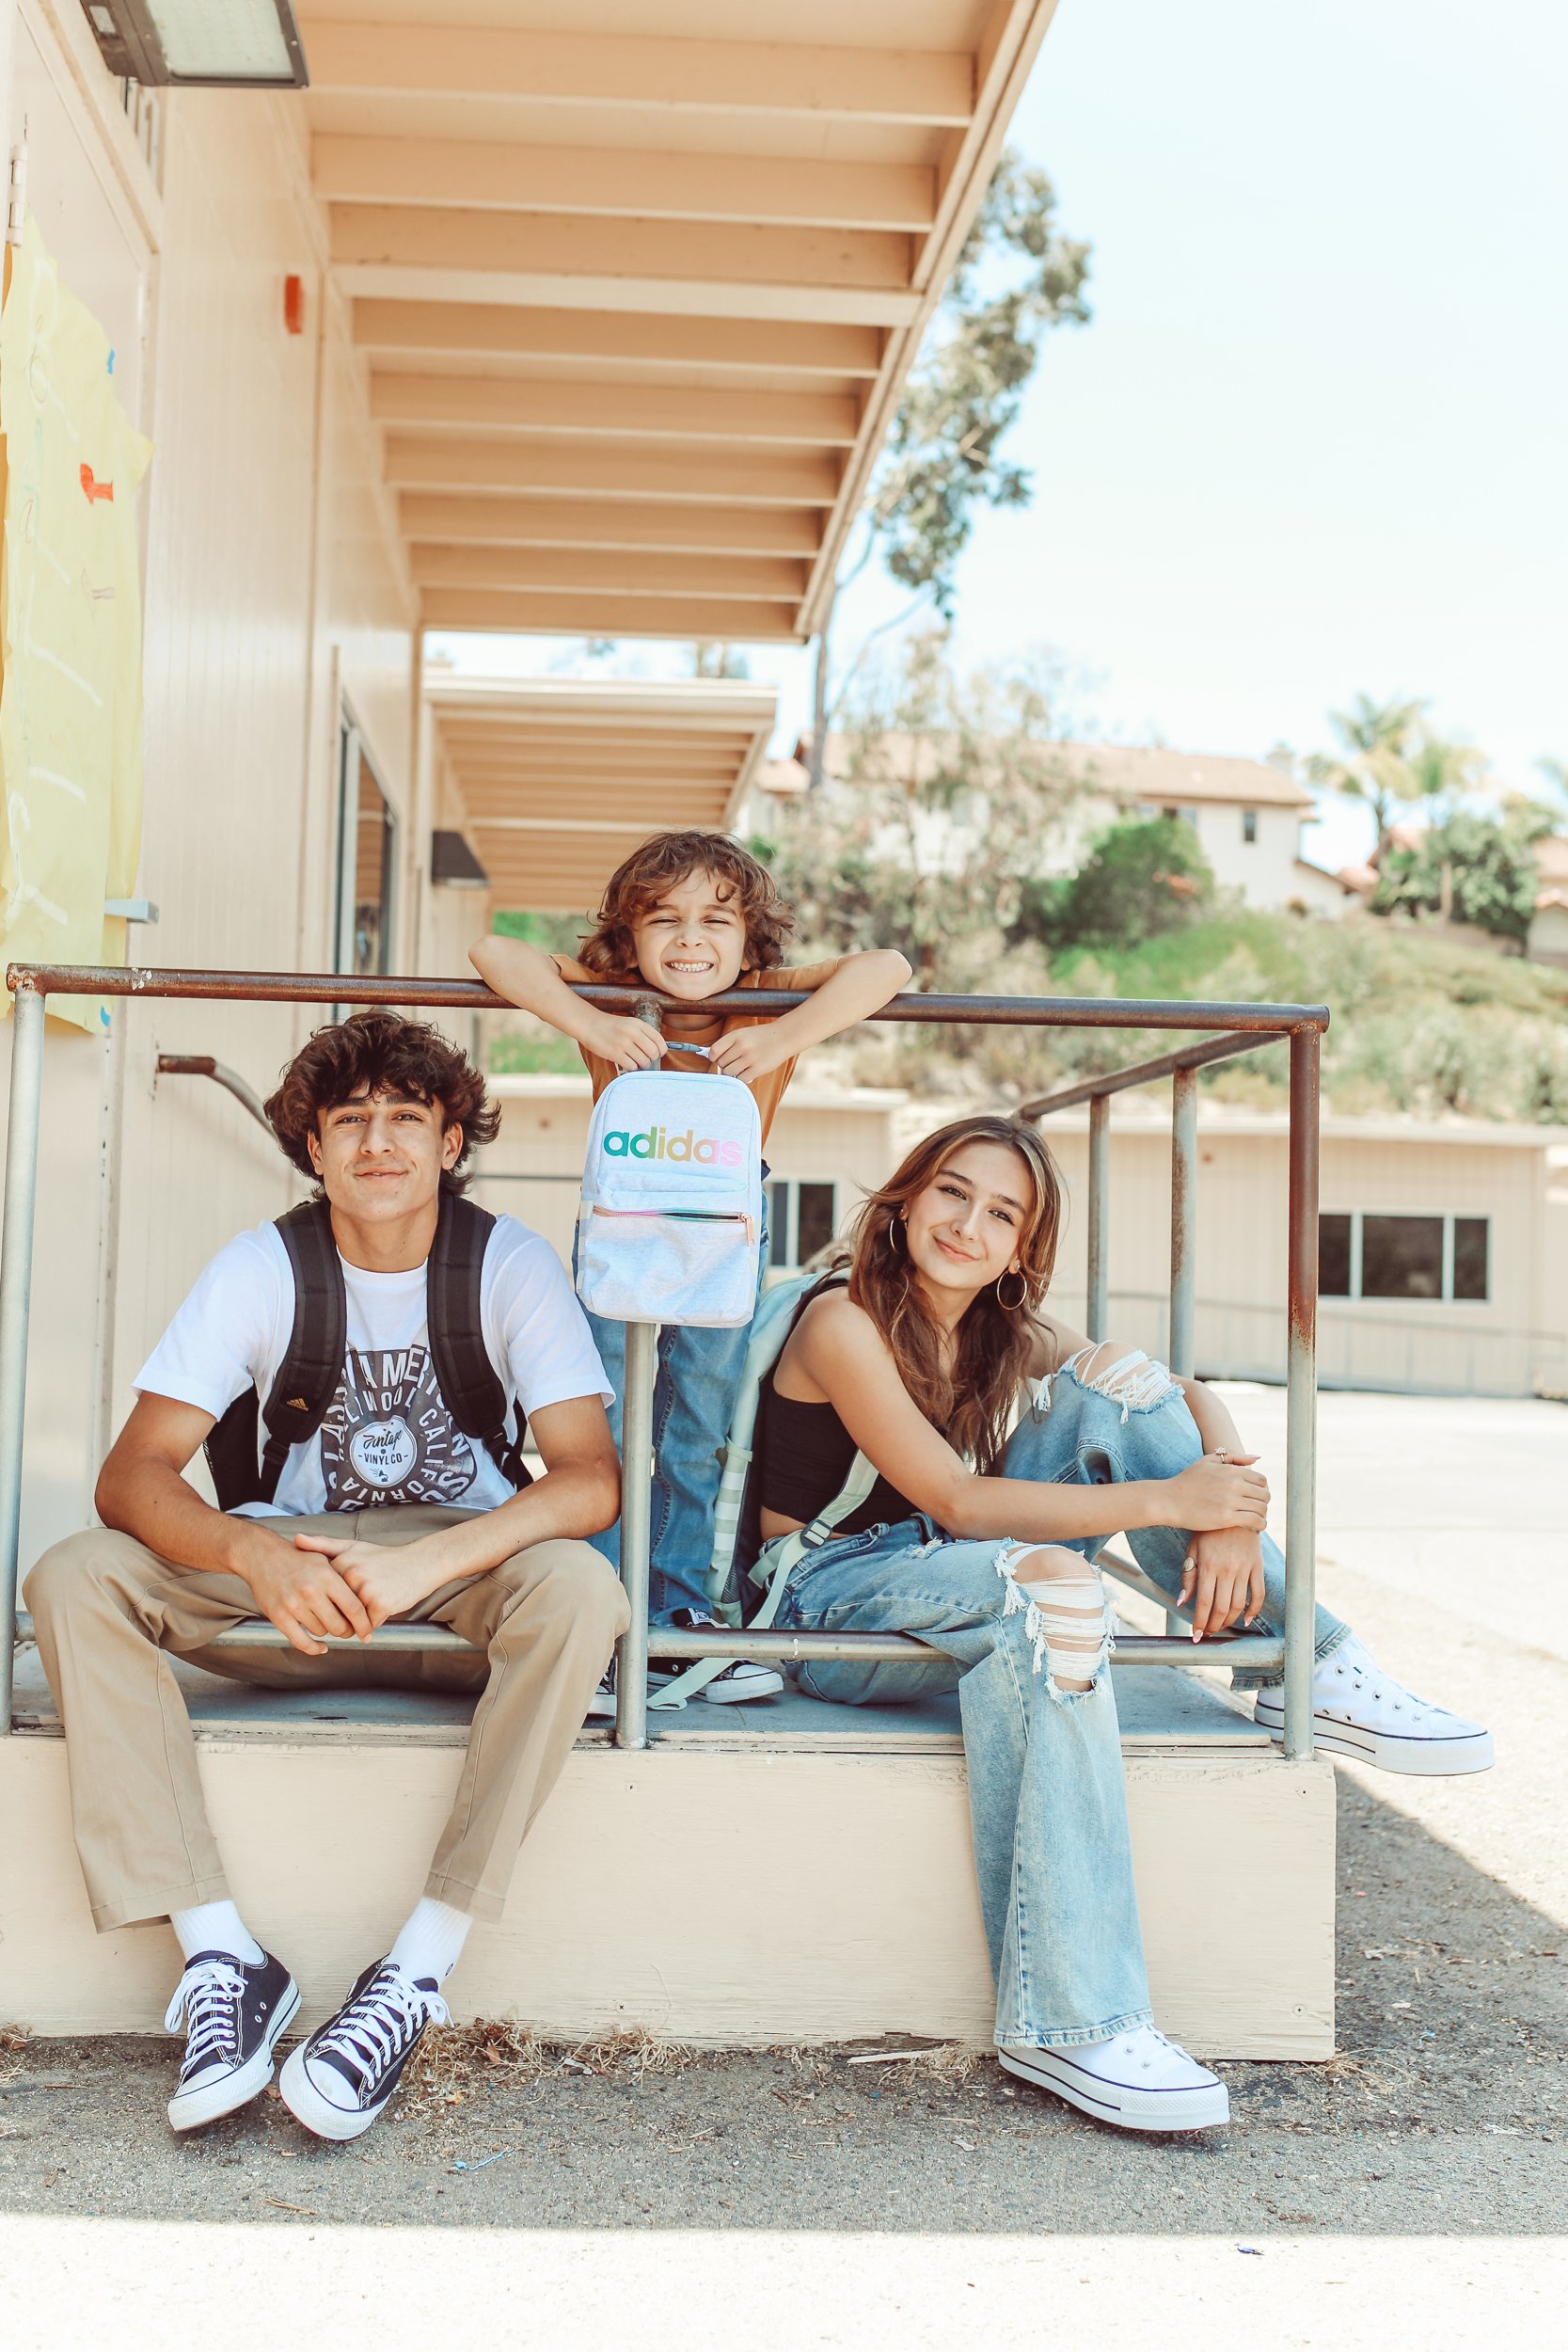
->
[170, 1899, 264, 1966]
[386, 1896, 472, 1987]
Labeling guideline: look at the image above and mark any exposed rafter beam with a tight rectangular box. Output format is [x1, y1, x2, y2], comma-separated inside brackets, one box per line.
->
[301, 21, 974, 127]
[421, 589, 802, 639]
[384, 436, 840, 508]
[416, 544, 807, 601]
[316, 136, 935, 236]
[372, 375, 858, 449]
[354, 301, 882, 380]
[401, 495, 821, 559]
[330, 212, 917, 325]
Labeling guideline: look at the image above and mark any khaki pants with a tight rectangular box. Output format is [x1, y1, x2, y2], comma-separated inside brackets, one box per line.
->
[24, 1506, 629, 1931]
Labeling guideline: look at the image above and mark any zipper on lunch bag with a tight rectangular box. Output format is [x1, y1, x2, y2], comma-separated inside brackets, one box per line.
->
[592, 1206, 757, 1242]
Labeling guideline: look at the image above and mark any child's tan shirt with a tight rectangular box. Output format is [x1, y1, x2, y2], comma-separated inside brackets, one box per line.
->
[551, 956, 842, 1148]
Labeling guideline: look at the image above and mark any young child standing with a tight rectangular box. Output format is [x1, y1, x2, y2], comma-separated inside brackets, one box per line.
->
[471, 832, 911, 1709]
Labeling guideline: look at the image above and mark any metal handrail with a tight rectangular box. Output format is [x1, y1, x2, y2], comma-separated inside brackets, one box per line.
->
[1, 961, 1323, 1756]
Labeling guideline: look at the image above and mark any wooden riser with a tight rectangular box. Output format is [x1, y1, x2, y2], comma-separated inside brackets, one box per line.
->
[0, 1736, 1336, 2056]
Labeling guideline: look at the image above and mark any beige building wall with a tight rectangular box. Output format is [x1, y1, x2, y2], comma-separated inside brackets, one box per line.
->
[904, 1105, 1568, 1399]
[1, 4, 423, 1559]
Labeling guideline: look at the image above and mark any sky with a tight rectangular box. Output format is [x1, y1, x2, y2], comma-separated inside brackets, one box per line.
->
[430, 0, 1568, 873]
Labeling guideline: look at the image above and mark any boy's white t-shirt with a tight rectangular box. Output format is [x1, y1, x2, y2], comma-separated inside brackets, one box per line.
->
[135, 1213, 612, 1518]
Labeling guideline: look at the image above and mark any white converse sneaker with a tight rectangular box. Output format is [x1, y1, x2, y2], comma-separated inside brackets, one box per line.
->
[1000, 2027, 1228, 2133]
[1253, 1633, 1493, 1774]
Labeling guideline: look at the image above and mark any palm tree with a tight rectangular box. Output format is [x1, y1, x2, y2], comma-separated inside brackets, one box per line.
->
[1306, 692, 1429, 863]
[1405, 734, 1488, 917]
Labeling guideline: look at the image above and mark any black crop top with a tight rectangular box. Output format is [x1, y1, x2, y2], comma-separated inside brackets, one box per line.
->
[755, 1369, 919, 1536]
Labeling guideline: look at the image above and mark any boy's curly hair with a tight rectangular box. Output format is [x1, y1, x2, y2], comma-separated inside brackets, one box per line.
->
[264, 1011, 500, 1197]
[577, 831, 793, 978]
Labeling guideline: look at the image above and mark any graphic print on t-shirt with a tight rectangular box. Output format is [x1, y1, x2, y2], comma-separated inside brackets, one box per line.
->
[316, 1346, 479, 1508]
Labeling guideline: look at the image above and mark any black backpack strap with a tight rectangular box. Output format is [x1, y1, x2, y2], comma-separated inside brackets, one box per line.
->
[257, 1199, 347, 1502]
[428, 1194, 532, 1492]
[204, 1199, 346, 1513]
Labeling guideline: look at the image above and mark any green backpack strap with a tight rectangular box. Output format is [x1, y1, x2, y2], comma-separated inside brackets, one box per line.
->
[649, 1448, 879, 1710]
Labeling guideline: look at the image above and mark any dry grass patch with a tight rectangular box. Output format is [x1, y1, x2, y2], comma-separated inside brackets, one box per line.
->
[404, 2020, 697, 2106]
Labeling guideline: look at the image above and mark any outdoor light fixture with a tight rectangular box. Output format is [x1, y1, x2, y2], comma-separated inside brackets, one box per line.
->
[430, 831, 490, 890]
[80, 1, 309, 88]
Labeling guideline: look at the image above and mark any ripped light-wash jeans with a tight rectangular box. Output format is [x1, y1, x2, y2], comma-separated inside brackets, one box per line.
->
[767, 1350, 1350, 2051]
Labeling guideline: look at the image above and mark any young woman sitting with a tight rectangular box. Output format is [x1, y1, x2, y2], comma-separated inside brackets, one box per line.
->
[752, 1113, 1489, 2135]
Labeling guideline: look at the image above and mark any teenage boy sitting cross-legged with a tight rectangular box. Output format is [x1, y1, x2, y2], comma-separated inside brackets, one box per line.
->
[25, 1013, 626, 2141]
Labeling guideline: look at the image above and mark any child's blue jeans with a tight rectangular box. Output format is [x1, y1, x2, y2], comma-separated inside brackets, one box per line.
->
[577, 1206, 768, 1623]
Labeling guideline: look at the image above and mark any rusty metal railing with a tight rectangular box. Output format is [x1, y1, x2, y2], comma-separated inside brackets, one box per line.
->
[2, 963, 1326, 1759]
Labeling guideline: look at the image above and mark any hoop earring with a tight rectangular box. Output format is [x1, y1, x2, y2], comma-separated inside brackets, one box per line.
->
[995, 1270, 1028, 1311]
[886, 1215, 906, 1254]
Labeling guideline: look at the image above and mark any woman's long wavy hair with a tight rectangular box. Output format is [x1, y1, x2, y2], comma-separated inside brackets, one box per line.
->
[847, 1115, 1066, 1474]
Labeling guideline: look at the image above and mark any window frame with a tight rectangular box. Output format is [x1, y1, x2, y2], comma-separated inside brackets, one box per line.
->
[1242, 807, 1259, 845]
[767, 1177, 841, 1274]
[334, 708, 397, 979]
[1318, 1210, 1490, 1305]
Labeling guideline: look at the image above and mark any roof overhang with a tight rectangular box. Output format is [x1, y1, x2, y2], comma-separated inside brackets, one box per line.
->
[298, 2, 1061, 642]
[426, 673, 777, 909]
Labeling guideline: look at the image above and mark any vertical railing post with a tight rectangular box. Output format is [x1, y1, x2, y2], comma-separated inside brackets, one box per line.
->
[1168, 1064, 1197, 1379]
[612, 991, 664, 1754]
[614, 1317, 657, 1753]
[0, 982, 46, 1734]
[1284, 1025, 1321, 1761]
[1166, 1063, 1198, 1633]
[1085, 1092, 1109, 1343]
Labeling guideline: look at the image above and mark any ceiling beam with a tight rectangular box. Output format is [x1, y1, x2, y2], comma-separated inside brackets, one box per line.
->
[384, 436, 840, 508]
[300, 21, 974, 127]
[331, 209, 915, 310]
[402, 495, 821, 559]
[372, 374, 857, 450]
[421, 588, 802, 639]
[339, 262, 920, 328]
[471, 816, 730, 836]
[415, 544, 806, 600]
[316, 136, 936, 236]
[452, 752, 748, 784]
[354, 301, 882, 380]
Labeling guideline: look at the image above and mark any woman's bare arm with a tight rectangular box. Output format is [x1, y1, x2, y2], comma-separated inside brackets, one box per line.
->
[784, 1295, 1269, 1545]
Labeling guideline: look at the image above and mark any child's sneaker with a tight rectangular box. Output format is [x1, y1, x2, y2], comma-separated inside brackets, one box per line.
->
[651, 1609, 784, 1704]
[279, 1959, 449, 2141]
[1000, 2027, 1228, 2133]
[1253, 1633, 1493, 1773]
[165, 1948, 299, 2132]
[586, 1661, 618, 1722]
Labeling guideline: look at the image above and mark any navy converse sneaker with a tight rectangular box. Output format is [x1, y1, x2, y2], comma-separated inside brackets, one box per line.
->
[279, 1959, 449, 2141]
[650, 1610, 785, 1704]
[164, 1948, 300, 2132]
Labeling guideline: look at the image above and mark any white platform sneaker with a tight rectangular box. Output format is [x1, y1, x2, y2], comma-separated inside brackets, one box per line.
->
[1000, 2027, 1228, 2133]
[1253, 1633, 1493, 1774]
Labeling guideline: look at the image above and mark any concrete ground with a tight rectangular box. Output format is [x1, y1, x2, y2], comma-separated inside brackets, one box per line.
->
[2, 1388, 1564, 2348]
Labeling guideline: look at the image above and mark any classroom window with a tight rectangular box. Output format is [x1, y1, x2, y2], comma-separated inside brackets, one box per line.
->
[1242, 808, 1259, 844]
[1318, 1212, 1488, 1303]
[335, 717, 395, 977]
[768, 1180, 839, 1271]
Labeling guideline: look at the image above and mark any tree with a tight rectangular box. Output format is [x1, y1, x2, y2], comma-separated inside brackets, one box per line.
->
[1372, 801, 1551, 943]
[690, 643, 750, 680]
[769, 628, 1082, 986]
[1011, 816, 1214, 953]
[807, 151, 1091, 788]
[1305, 692, 1429, 861]
[1402, 732, 1489, 916]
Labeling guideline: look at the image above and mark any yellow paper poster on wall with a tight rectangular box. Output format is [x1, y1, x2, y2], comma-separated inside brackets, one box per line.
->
[0, 213, 152, 1030]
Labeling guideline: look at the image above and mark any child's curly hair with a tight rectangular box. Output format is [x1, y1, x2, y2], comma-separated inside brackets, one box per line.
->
[264, 1011, 500, 1197]
[577, 831, 793, 978]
